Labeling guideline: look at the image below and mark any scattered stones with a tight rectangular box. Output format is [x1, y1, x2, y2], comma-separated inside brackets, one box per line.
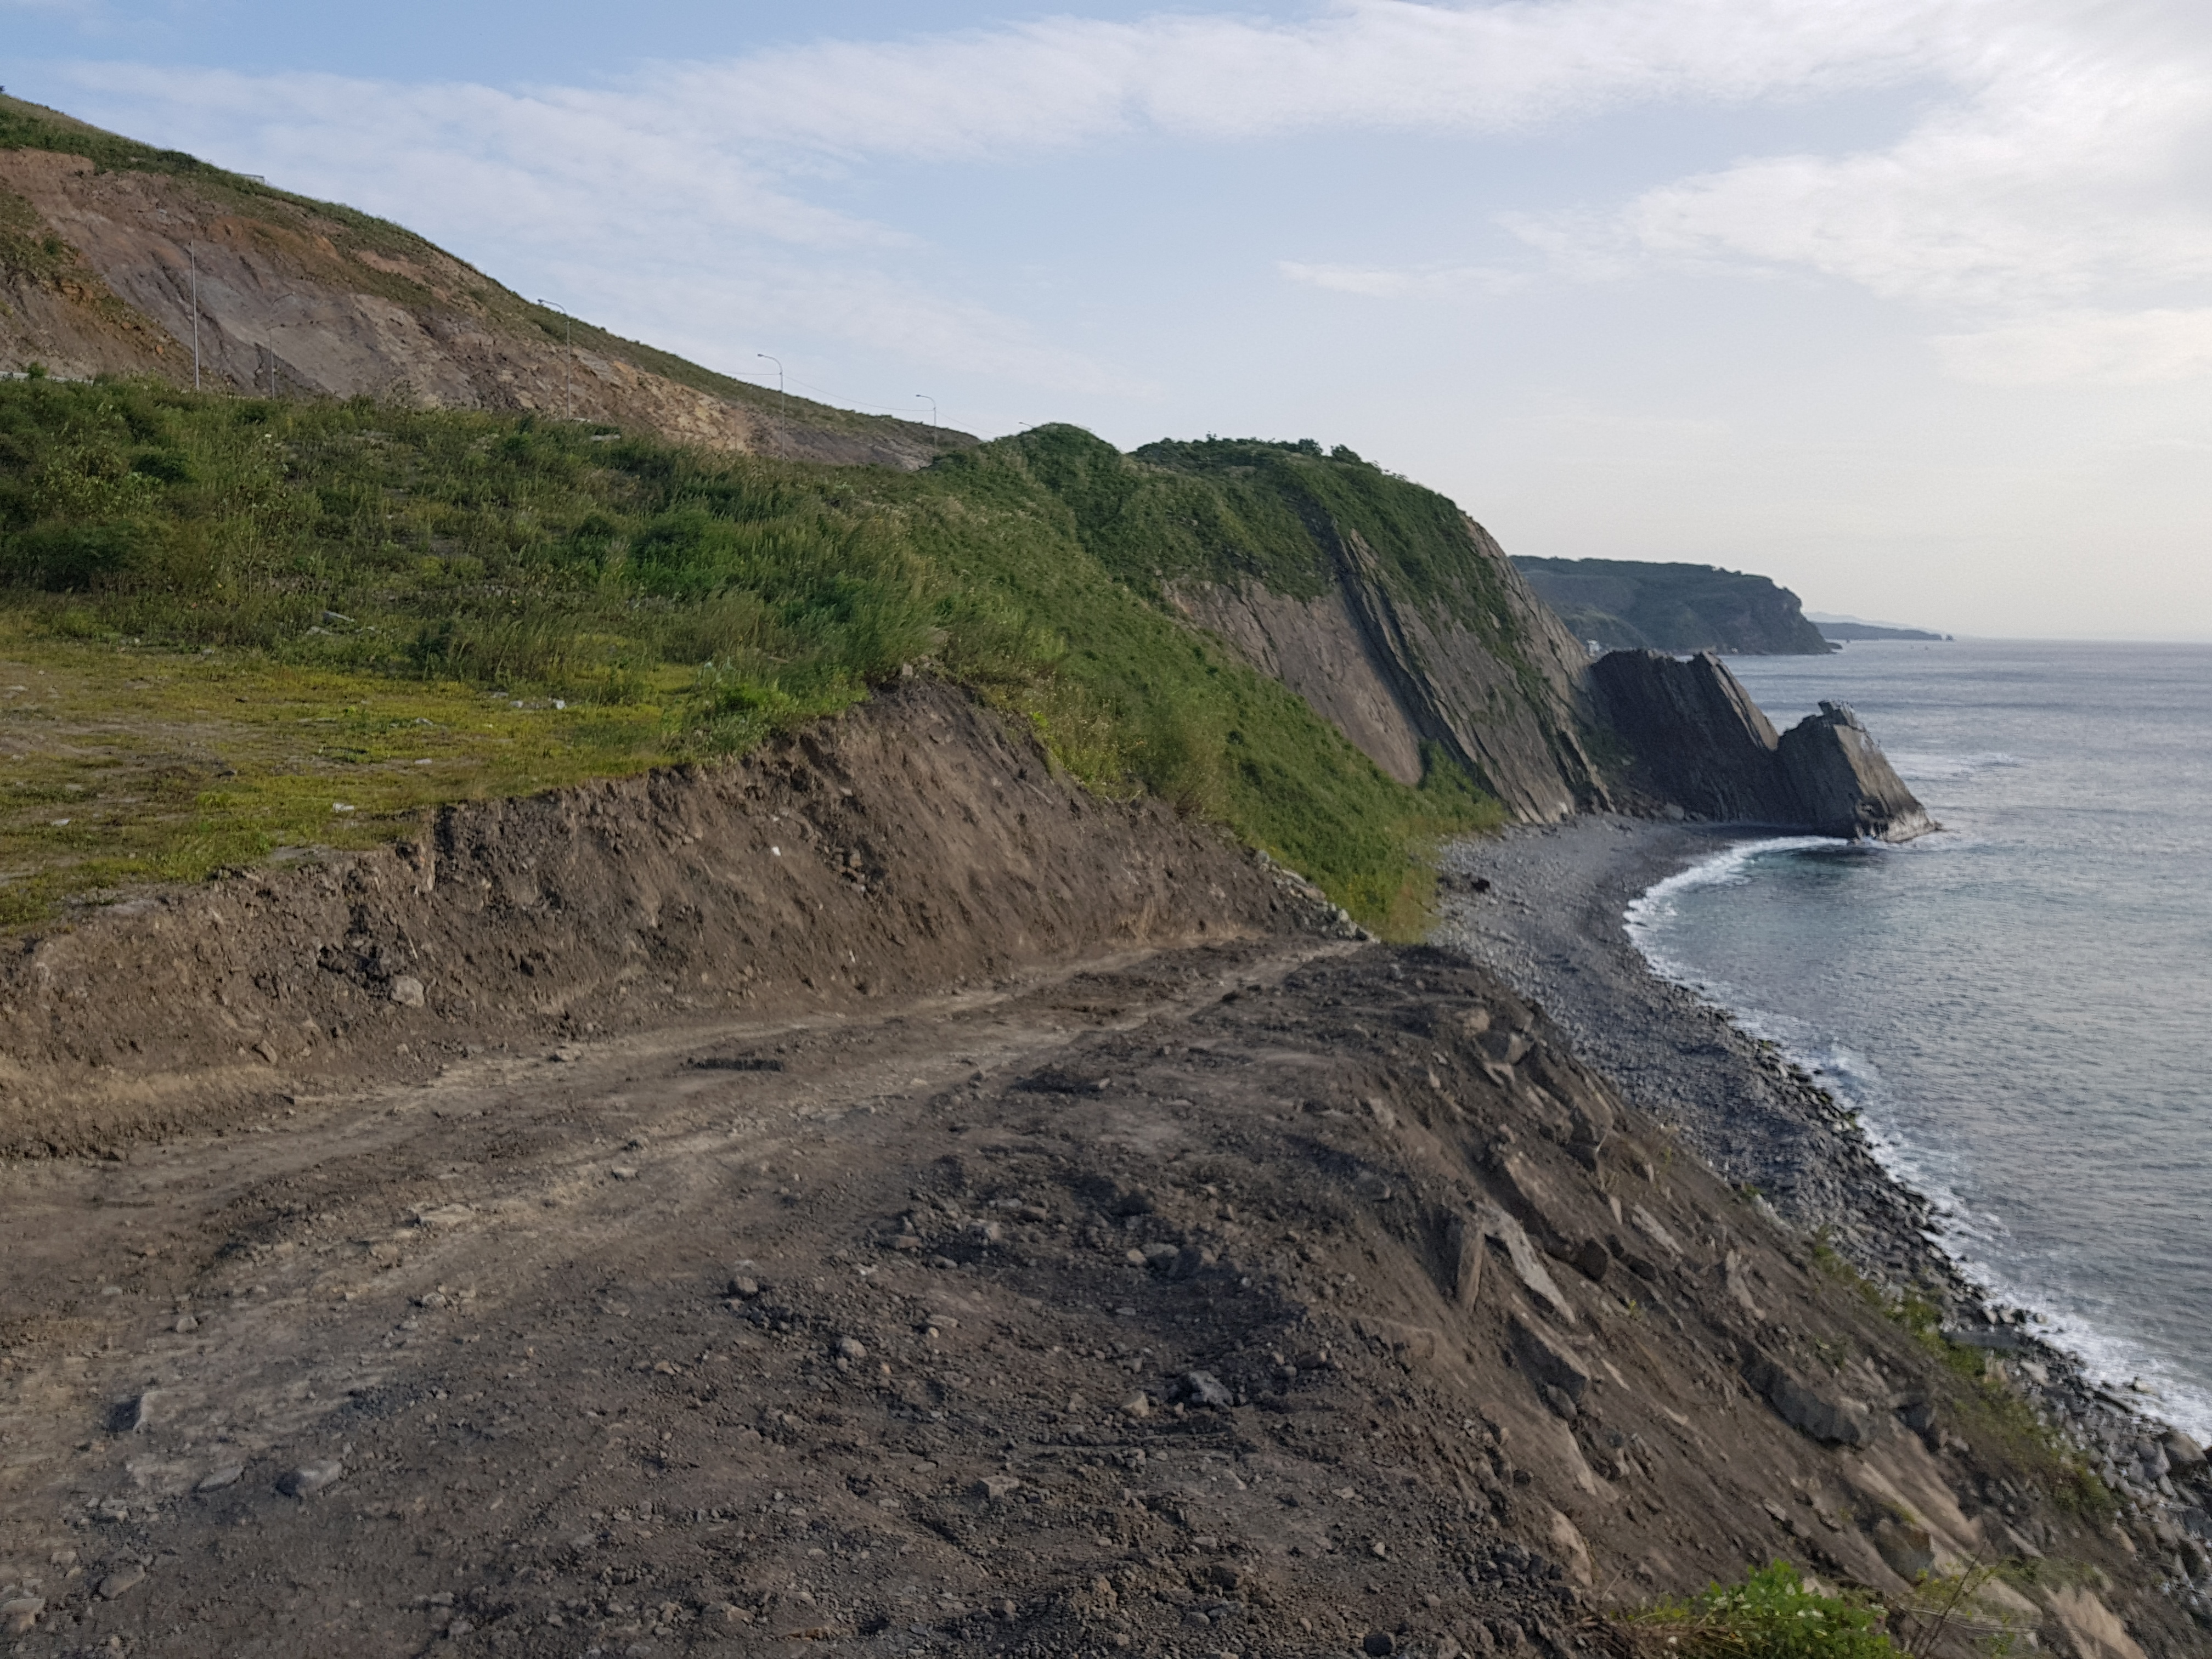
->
[196, 1463, 244, 1492]
[2, 1596, 43, 1635]
[276, 1458, 344, 1497]
[97, 1564, 145, 1599]
[388, 975, 426, 1007]
[974, 1475, 1021, 1501]
[1118, 1392, 1151, 1419]
[836, 1336, 868, 1362]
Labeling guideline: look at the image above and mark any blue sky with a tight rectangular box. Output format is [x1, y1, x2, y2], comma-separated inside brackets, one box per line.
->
[9, 0, 2212, 637]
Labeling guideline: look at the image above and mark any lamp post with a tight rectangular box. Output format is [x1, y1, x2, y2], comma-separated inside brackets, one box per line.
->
[538, 299, 572, 420]
[916, 394, 936, 433]
[758, 353, 783, 407]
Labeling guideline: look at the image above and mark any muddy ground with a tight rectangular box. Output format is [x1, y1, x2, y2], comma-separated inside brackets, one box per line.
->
[0, 694, 2193, 1659]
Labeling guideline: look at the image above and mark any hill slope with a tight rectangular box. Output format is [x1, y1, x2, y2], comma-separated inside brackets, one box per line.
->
[0, 381, 1544, 932]
[0, 94, 955, 468]
[1513, 555, 1835, 655]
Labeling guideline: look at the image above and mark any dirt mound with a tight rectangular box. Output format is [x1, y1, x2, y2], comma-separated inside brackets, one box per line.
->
[0, 681, 1346, 1158]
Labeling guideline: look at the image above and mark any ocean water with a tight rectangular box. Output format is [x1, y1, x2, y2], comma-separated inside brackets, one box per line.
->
[1624, 639, 2212, 1437]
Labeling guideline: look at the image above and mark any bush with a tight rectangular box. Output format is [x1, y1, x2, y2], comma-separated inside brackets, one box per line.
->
[1628, 1562, 1895, 1657]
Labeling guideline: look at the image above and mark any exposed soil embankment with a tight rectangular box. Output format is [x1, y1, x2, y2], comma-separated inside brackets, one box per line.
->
[0, 682, 1344, 1159]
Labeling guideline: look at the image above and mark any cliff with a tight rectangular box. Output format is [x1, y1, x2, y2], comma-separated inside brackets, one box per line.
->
[1006, 430, 1611, 825]
[1514, 555, 1836, 655]
[1590, 648, 1936, 840]
[0, 95, 959, 468]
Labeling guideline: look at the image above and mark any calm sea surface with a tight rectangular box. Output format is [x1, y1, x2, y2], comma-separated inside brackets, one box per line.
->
[1624, 639, 2212, 1436]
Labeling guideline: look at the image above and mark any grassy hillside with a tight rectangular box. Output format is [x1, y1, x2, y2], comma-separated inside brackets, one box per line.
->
[0, 380, 1508, 931]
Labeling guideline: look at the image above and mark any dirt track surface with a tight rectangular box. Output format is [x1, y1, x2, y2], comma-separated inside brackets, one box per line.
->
[3, 928, 2182, 1659]
[1, 936, 1572, 1659]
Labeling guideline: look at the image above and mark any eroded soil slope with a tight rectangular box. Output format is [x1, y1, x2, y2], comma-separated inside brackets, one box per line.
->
[0, 690, 2187, 1659]
[0, 682, 1338, 1160]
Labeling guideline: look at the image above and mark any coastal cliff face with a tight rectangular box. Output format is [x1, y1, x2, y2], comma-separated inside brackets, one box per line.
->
[1513, 554, 1837, 656]
[0, 98, 956, 468]
[1012, 429, 1611, 826]
[1590, 648, 1936, 840]
[1170, 517, 1607, 822]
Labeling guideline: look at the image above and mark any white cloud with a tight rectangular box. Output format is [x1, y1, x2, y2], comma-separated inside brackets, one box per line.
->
[1934, 309, 2212, 385]
[653, 0, 1955, 159]
[1277, 259, 1524, 299]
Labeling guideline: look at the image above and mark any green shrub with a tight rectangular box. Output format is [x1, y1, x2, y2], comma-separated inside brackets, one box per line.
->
[1631, 1562, 1894, 1657]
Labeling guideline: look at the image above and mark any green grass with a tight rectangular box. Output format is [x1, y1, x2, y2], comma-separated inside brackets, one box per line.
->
[1626, 1562, 1895, 1658]
[0, 379, 1523, 930]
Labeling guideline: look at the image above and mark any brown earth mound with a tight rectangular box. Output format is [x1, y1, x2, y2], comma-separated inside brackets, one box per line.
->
[0, 681, 1346, 1160]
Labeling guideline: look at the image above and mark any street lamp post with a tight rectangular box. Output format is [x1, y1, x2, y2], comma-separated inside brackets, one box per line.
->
[538, 300, 573, 420]
[758, 354, 783, 408]
[916, 394, 937, 433]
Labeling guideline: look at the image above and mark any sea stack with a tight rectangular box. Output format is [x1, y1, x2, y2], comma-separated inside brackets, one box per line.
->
[1589, 648, 1935, 840]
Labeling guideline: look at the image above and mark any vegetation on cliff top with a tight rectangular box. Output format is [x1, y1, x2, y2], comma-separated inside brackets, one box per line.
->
[0, 378, 1516, 930]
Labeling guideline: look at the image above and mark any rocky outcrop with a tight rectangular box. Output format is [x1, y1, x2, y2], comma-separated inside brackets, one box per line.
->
[1590, 649, 1934, 840]
[1167, 517, 1611, 822]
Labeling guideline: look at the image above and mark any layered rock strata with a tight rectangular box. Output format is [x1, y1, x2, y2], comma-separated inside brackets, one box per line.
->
[1590, 648, 1934, 840]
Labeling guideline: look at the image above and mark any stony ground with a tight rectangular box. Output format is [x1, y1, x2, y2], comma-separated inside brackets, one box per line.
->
[0, 929, 2190, 1659]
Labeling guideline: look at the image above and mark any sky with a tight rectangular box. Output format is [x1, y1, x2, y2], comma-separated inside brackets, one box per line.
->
[7, 0, 2212, 638]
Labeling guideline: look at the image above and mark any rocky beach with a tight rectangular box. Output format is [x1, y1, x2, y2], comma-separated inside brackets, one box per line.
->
[1440, 816, 2212, 1635]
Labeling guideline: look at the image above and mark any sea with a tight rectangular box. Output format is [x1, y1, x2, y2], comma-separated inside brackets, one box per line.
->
[1623, 638, 2212, 1438]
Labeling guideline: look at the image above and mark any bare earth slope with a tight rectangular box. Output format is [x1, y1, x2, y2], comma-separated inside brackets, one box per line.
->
[0, 99, 956, 469]
[0, 681, 1342, 1160]
[0, 692, 2189, 1659]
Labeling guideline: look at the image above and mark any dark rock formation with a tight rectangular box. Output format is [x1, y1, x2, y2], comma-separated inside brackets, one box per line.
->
[1590, 649, 1934, 840]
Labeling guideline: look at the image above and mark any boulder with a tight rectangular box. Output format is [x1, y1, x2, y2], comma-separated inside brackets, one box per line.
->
[1747, 1357, 1872, 1446]
[2162, 1429, 2207, 1471]
[1509, 1313, 1591, 1406]
[1480, 1205, 1575, 1324]
[1870, 1516, 1934, 1579]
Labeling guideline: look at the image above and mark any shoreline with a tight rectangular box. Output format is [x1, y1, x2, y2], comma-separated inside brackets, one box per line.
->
[1433, 814, 2212, 1571]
